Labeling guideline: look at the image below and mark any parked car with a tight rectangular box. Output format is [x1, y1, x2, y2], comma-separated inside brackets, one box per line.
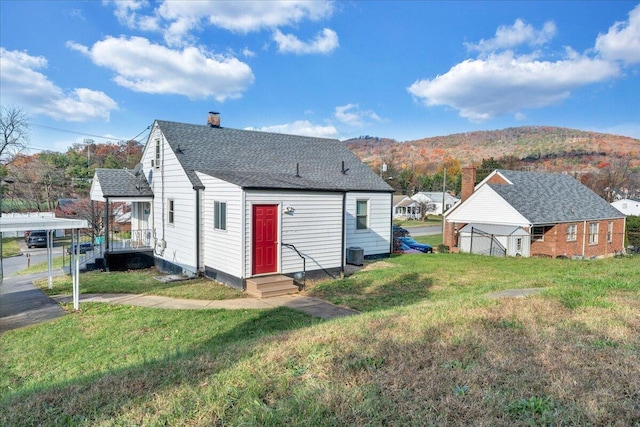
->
[397, 236, 433, 253]
[67, 242, 94, 255]
[393, 225, 410, 237]
[398, 242, 423, 254]
[26, 230, 48, 248]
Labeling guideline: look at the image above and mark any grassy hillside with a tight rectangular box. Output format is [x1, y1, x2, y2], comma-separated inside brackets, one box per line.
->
[1, 254, 638, 425]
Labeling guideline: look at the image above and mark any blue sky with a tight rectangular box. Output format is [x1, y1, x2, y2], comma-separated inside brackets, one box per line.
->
[1, 1, 639, 154]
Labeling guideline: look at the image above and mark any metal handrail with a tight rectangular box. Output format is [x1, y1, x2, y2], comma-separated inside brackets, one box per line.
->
[281, 243, 306, 289]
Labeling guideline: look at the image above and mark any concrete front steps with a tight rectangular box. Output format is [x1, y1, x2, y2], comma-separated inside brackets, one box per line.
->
[245, 275, 299, 298]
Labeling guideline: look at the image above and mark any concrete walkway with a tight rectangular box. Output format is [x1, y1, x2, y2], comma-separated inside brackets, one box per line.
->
[1, 268, 358, 333]
[51, 293, 360, 320]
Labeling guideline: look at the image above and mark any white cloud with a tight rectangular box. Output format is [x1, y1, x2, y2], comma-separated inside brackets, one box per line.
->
[246, 120, 338, 138]
[105, 0, 151, 29]
[334, 104, 382, 127]
[465, 19, 557, 53]
[0, 48, 118, 122]
[409, 11, 635, 122]
[273, 28, 339, 54]
[68, 36, 254, 101]
[106, 0, 335, 47]
[595, 4, 640, 65]
[408, 52, 619, 121]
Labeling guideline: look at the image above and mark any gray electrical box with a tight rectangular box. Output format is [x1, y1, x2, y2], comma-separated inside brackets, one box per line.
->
[346, 247, 364, 266]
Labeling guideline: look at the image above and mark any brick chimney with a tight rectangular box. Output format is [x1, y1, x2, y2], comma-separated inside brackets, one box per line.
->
[207, 111, 220, 128]
[461, 166, 476, 201]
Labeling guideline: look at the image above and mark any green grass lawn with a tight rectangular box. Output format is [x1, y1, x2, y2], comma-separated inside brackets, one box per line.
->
[1, 238, 21, 258]
[2, 254, 639, 425]
[34, 268, 246, 301]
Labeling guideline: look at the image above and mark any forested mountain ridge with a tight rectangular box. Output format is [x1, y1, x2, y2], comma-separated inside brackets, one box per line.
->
[345, 126, 640, 175]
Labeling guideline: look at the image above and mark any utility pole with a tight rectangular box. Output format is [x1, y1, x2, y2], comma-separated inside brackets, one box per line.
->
[441, 168, 446, 238]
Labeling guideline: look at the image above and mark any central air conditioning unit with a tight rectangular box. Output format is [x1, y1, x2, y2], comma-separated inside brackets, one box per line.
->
[346, 246, 364, 266]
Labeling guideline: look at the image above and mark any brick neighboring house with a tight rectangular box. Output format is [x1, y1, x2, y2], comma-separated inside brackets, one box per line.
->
[444, 167, 626, 258]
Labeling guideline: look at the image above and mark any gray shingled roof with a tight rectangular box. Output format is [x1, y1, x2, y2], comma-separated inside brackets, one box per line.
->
[156, 120, 393, 192]
[489, 169, 624, 224]
[94, 168, 153, 198]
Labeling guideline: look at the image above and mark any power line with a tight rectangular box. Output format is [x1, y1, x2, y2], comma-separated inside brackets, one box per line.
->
[31, 123, 152, 143]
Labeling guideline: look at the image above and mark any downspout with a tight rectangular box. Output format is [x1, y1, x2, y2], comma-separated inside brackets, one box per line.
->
[341, 192, 346, 278]
[582, 220, 587, 256]
[241, 190, 246, 279]
[104, 197, 109, 251]
[195, 188, 201, 275]
[389, 192, 393, 255]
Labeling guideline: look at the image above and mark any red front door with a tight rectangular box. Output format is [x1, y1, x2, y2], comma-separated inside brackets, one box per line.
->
[252, 204, 278, 275]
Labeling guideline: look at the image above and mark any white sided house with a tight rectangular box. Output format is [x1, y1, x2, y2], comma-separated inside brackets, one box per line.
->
[611, 198, 640, 216]
[91, 114, 393, 293]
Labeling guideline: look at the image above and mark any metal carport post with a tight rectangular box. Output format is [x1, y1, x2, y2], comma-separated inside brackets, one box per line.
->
[0, 217, 89, 311]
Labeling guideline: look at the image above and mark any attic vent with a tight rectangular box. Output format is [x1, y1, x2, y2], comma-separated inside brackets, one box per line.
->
[341, 161, 350, 175]
[207, 111, 220, 128]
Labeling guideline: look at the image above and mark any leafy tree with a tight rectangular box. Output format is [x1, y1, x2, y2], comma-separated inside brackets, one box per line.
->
[477, 157, 503, 182]
[626, 215, 640, 248]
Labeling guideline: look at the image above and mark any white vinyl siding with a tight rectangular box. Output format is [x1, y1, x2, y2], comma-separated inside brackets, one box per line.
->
[141, 124, 198, 274]
[245, 190, 344, 277]
[346, 192, 392, 256]
[197, 172, 243, 278]
[446, 186, 529, 226]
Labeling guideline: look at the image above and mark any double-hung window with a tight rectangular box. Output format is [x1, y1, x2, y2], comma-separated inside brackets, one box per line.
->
[155, 139, 161, 168]
[607, 222, 613, 243]
[214, 201, 227, 231]
[168, 199, 175, 225]
[566, 224, 577, 242]
[589, 223, 599, 245]
[356, 200, 369, 230]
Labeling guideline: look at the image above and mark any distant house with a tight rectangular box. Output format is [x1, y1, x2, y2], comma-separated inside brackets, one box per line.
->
[393, 195, 421, 220]
[91, 113, 393, 293]
[412, 192, 459, 216]
[444, 167, 626, 258]
[611, 198, 640, 216]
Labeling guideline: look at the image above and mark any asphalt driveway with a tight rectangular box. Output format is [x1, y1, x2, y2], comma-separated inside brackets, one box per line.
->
[0, 271, 66, 333]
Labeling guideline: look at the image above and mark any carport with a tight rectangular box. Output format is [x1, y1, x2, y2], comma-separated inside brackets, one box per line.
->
[0, 217, 88, 310]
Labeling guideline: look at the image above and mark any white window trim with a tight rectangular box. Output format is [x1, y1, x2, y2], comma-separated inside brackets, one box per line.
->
[588, 222, 599, 245]
[168, 198, 175, 226]
[214, 201, 227, 231]
[607, 222, 613, 243]
[155, 139, 161, 169]
[356, 199, 369, 231]
[566, 224, 577, 242]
